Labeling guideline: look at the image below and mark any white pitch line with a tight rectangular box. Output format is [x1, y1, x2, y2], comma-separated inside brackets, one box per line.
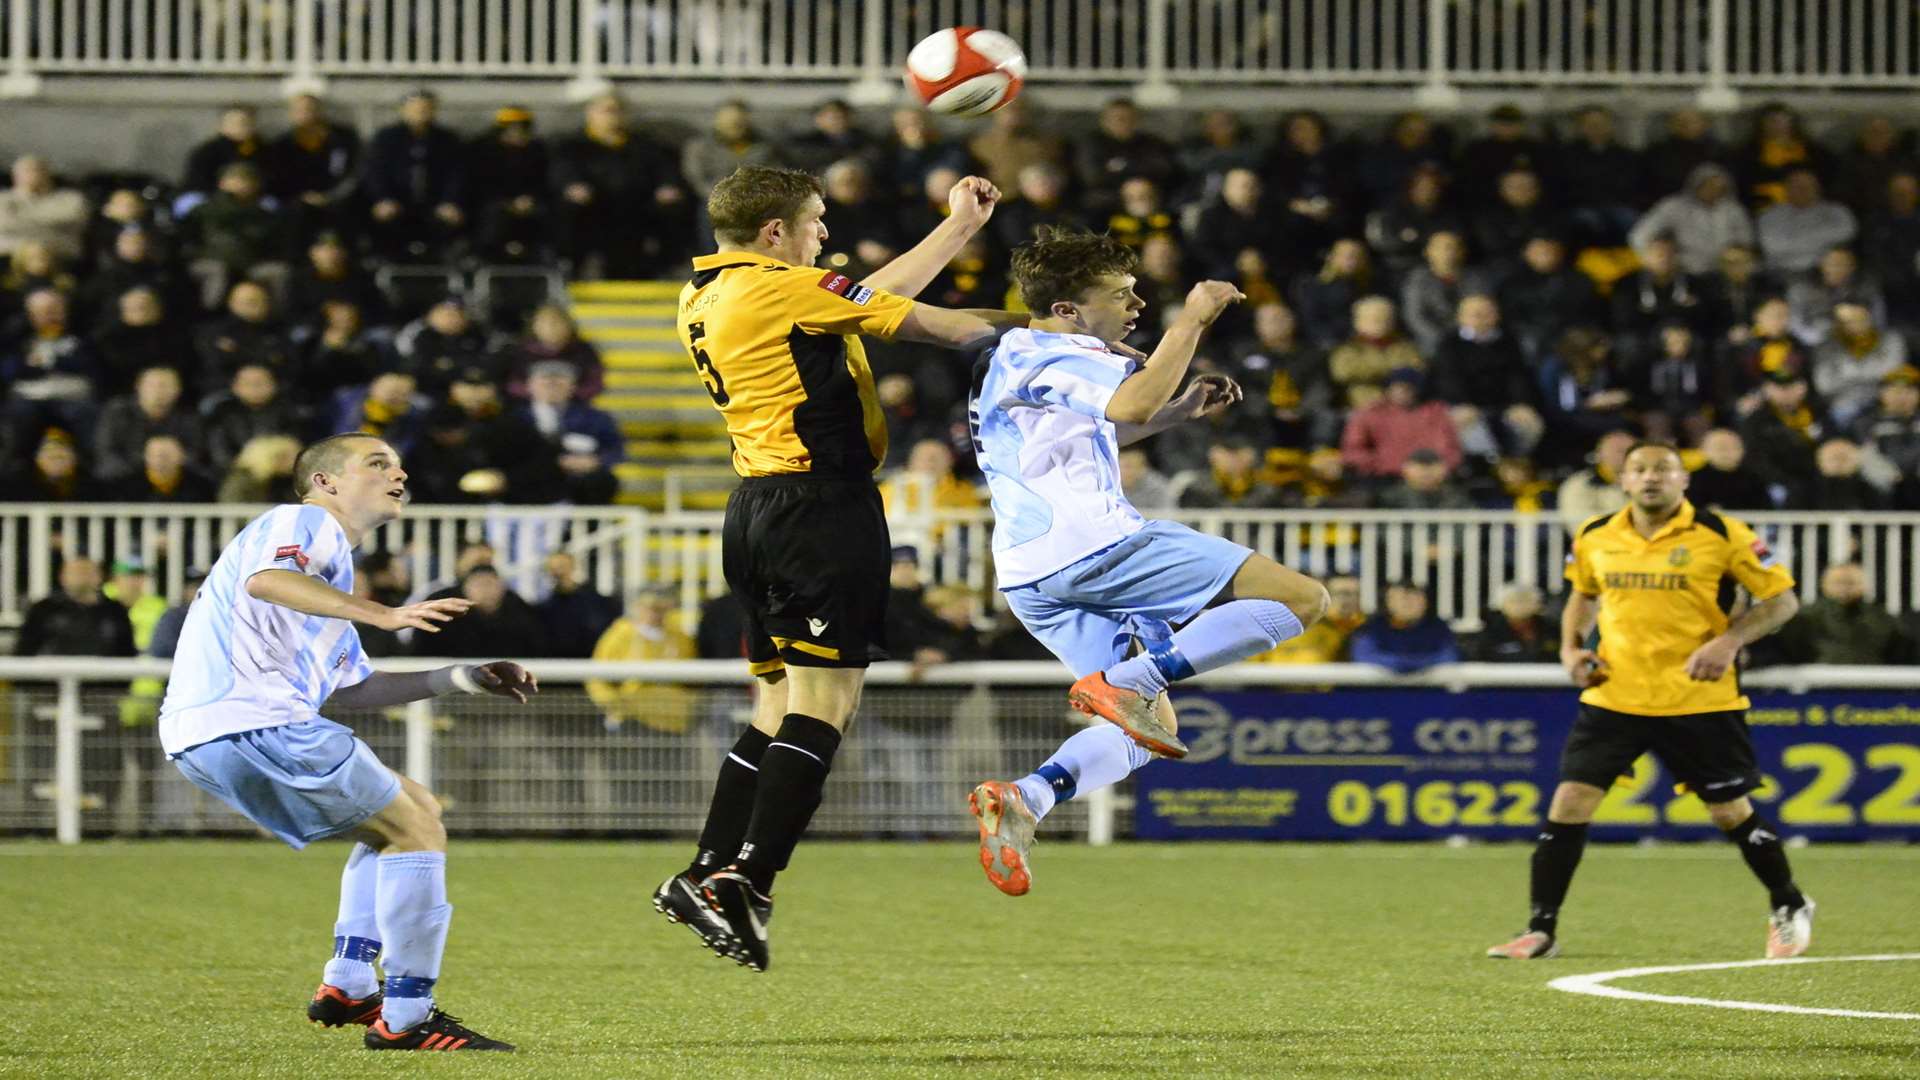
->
[1549, 954, 1920, 1020]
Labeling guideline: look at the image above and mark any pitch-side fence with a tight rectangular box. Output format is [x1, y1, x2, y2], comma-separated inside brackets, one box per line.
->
[0, 0, 1913, 101]
[6, 503, 1920, 635]
[0, 656, 1912, 845]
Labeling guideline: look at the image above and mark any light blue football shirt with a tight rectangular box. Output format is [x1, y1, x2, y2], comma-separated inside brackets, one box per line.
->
[969, 328, 1147, 587]
[159, 503, 374, 755]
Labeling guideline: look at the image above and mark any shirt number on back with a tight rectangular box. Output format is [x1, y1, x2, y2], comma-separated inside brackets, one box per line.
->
[687, 321, 728, 406]
[966, 351, 990, 456]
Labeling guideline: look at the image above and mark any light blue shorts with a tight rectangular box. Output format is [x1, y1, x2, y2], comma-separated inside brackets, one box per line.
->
[1003, 520, 1255, 678]
[172, 718, 403, 849]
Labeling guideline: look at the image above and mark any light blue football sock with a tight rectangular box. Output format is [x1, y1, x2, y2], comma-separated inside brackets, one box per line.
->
[375, 851, 451, 1032]
[1013, 724, 1153, 823]
[321, 843, 382, 998]
[1105, 599, 1304, 697]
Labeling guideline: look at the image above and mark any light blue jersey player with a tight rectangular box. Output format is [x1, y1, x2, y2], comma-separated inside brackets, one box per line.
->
[963, 231, 1330, 896]
[160, 433, 536, 1051]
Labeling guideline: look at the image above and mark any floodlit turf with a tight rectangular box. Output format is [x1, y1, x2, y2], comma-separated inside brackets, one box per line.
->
[1647, 961, 1920, 1015]
[1, 840, 1916, 1079]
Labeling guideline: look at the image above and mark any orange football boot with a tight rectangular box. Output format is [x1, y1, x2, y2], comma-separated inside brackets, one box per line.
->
[1066, 672, 1188, 758]
[968, 780, 1038, 896]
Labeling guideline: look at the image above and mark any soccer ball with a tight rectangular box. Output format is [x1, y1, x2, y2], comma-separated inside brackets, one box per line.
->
[904, 28, 1027, 116]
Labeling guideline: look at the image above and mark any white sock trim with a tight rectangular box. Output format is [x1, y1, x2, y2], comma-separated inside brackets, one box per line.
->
[726, 752, 761, 772]
[769, 741, 824, 765]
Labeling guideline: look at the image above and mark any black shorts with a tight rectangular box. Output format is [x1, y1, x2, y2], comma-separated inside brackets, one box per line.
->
[1559, 703, 1763, 802]
[722, 474, 891, 675]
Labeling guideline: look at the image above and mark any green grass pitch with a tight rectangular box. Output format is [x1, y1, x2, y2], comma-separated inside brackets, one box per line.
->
[2, 840, 1916, 1078]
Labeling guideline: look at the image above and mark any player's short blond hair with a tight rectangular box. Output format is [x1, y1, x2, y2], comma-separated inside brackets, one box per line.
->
[293, 433, 383, 498]
[708, 165, 824, 247]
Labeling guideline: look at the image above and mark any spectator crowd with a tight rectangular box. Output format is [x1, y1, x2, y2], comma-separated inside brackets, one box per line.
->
[1, 90, 645, 508]
[7, 91, 1920, 675]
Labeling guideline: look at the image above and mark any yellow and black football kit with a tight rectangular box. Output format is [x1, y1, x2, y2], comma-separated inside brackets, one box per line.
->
[1557, 500, 1798, 800]
[677, 252, 917, 673]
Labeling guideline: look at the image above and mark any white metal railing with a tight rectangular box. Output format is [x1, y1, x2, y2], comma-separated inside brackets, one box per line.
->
[0, 502, 650, 627]
[5, 503, 1920, 633]
[0, 1, 1912, 98]
[2, 656, 1914, 845]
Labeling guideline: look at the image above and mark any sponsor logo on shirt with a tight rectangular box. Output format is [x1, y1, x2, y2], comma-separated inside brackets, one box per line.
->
[817, 271, 873, 305]
[275, 545, 310, 570]
[334, 649, 351, 670]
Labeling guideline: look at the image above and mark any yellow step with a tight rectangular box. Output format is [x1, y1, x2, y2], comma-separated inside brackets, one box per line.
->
[620, 419, 728, 439]
[605, 370, 700, 391]
[595, 393, 720, 412]
[605, 355, 690, 372]
[576, 325, 681, 343]
[605, 346, 687, 364]
[618, 490, 734, 511]
[570, 298, 676, 312]
[569, 281, 684, 302]
[626, 439, 733, 459]
[615, 463, 741, 483]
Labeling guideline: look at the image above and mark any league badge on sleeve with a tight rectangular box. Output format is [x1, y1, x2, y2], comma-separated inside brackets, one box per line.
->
[275, 545, 311, 570]
[1750, 537, 1777, 567]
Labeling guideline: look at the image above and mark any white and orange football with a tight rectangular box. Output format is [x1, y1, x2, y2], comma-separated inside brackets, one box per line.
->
[904, 27, 1027, 116]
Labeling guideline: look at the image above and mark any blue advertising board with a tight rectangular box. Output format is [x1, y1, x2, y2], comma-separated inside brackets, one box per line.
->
[1135, 691, 1920, 841]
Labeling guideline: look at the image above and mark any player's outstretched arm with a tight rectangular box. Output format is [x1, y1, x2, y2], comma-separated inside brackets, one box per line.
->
[864, 176, 1000, 299]
[326, 662, 540, 708]
[245, 568, 471, 633]
[1105, 281, 1244, 424]
[894, 302, 1023, 350]
[1115, 373, 1243, 445]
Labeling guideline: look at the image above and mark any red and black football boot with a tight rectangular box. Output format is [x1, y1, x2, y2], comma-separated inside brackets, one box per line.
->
[307, 983, 383, 1027]
[365, 1009, 514, 1052]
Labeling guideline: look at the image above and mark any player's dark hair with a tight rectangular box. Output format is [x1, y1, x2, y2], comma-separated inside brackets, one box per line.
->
[708, 165, 825, 247]
[1010, 228, 1140, 314]
[1623, 439, 1682, 464]
[292, 433, 381, 499]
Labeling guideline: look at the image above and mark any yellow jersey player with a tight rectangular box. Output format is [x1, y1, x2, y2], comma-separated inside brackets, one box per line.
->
[653, 164, 1023, 971]
[1487, 442, 1812, 961]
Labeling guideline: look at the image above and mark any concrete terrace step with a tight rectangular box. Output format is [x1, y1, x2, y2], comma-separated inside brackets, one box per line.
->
[575, 323, 681, 342]
[603, 349, 690, 371]
[626, 438, 733, 460]
[614, 463, 740, 486]
[571, 280, 737, 507]
[569, 280, 684, 302]
[595, 393, 724, 414]
[615, 489, 732, 511]
[604, 370, 703, 391]
[620, 418, 729, 439]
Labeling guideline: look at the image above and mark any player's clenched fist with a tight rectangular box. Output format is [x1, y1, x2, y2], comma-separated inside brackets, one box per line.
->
[1174, 373, 1243, 419]
[1560, 646, 1608, 688]
[1180, 280, 1246, 326]
[947, 175, 1001, 224]
[466, 661, 539, 704]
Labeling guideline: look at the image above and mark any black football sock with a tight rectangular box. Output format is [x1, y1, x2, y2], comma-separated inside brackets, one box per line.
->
[735, 713, 842, 894]
[1528, 821, 1589, 936]
[688, 726, 774, 880]
[1726, 812, 1805, 910]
